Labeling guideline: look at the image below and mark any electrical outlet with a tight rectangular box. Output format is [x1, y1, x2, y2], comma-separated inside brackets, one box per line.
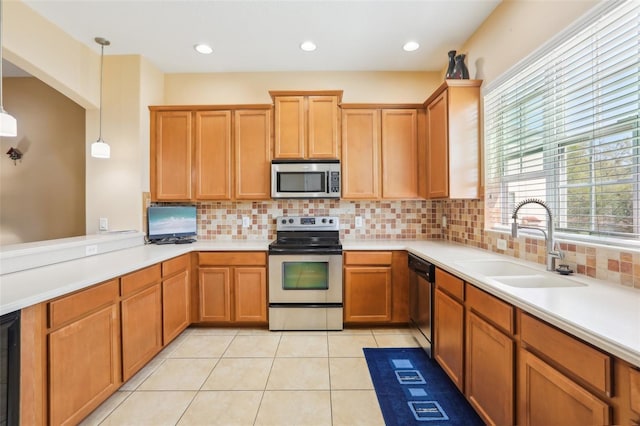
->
[85, 245, 98, 256]
[442, 215, 447, 228]
[355, 216, 363, 228]
[497, 239, 507, 250]
[242, 216, 251, 228]
[99, 217, 108, 231]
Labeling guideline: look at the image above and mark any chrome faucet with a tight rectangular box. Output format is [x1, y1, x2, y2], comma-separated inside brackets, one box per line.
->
[511, 198, 563, 271]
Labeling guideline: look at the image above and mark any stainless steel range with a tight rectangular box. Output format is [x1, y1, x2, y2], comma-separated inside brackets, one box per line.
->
[268, 216, 343, 331]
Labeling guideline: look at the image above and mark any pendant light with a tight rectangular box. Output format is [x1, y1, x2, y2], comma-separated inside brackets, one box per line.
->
[90, 37, 111, 159]
[0, 0, 17, 137]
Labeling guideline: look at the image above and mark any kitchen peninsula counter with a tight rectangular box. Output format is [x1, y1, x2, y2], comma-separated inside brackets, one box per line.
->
[1, 238, 639, 367]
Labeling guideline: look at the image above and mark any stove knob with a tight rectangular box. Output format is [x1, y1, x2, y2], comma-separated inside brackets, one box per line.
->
[329, 219, 334, 224]
[322, 218, 327, 224]
[281, 219, 286, 225]
[288, 218, 294, 224]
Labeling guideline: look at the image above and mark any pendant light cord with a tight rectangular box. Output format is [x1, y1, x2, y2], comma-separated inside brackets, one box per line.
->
[98, 42, 104, 141]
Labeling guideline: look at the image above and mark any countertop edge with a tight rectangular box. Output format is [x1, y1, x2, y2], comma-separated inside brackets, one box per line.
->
[2, 239, 638, 368]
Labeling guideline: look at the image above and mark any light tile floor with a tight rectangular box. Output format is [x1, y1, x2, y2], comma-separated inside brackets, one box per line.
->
[80, 326, 420, 426]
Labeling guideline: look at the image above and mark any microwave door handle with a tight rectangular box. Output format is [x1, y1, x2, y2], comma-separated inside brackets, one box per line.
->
[326, 172, 330, 194]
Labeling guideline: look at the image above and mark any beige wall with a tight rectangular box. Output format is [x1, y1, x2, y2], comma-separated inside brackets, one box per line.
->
[0, 78, 85, 244]
[164, 71, 442, 105]
[85, 55, 164, 234]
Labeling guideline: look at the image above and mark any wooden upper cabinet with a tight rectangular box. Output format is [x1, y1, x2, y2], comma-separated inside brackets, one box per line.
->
[150, 106, 271, 201]
[341, 109, 380, 199]
[424, 80, 482, 199]
[151, 111, 193, 201]
[381, 109, 419, 199]
[195, 110, 232, 200]
[273, 96, 305, 158]
[308, 96, 340, 158]
[271, 91, 342, 159]
[234, 109, 271, 200]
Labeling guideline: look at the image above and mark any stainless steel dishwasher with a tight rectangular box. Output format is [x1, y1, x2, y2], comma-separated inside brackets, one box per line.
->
[408, 253, 435, 356]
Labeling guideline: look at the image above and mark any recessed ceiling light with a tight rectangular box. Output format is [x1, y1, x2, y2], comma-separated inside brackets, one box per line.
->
[300, 41, 317, 52]
[403, 41, 420, 52]
[194, 44, 213, 54]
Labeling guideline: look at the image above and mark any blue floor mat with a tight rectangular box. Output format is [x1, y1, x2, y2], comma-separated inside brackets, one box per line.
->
[364, 348, 485, 426]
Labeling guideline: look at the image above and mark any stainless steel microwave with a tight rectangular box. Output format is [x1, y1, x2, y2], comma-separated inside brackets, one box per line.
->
[271, 160, 341, 199]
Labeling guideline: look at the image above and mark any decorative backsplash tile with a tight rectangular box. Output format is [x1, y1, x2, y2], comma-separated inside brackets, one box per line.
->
[153, 198, 639, 289]
[195, 200, 440, 241]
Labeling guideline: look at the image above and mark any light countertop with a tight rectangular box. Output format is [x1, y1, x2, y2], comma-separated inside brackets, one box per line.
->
[1, 238, 638, 367]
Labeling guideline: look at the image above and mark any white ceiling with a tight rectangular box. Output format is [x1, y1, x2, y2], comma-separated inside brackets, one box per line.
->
[15, 0, 501, 74]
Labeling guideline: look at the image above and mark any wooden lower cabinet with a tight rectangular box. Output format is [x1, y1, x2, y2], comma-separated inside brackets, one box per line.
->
[344, 266, 392, 322]
[198, 252, 267, 324]
[234, 267, 267, 322]
[465, 311, 514, 426]
[343, 251, 409, 325]
[161, 254, 191, 344]
[162, 269, 190, 344]
[519, 349, 611, 425]
[121, 284, 163, 381]
[433, 287, 464, 391]
[48, 283, 121, 426]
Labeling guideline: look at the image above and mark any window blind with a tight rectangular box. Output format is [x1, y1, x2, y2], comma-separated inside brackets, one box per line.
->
[484, 0, 640, 246]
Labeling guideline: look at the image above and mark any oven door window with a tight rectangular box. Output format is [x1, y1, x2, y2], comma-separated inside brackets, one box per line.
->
[277, 172, 326, 193]
[282, 261, 329, 290]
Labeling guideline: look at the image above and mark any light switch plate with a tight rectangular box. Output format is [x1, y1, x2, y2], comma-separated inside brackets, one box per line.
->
[242, 217, 251, 228]
[99, 217, 108, 231]
[497, 239, 507, 250]
[442, 215, 447, 228]
[355, 216, 363, 228]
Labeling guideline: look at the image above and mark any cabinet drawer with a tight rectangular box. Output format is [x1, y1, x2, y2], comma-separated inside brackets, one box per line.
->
[631, 367, 640, 414]
[520, 312, 611, 395]
[199, 251, 266, 266]
[162, 254, 190, 277]
[49, 279, 119, 328]
[344, 251, 392, 266]
[436, 268, 464, 301]
[466, 284, 514, 334]
[121, 264, 162, 297]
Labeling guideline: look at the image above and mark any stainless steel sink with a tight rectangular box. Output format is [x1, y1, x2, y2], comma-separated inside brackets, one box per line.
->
[456, 259, 586, 288]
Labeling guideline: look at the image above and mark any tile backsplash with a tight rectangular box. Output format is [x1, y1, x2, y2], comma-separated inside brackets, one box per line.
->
[195, 200, 440, 241]
[173, 198, 639, 289]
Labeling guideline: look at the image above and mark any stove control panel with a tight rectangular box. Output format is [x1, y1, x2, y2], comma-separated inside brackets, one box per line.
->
[276, 216, 340, 231]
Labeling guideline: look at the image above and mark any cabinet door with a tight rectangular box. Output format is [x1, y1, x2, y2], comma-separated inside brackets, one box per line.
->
[519, 350, 610, 426]
[274, 96, 305, 158]
[466, 311, 514, 426]
[344, 266, 392, 323]
[234, 267, 267, 323]
[234, 109, 271, 200]
[308, 96, 340, 158]
[433, 287, 464, 391]
[195, 110, 232, 200]
[152, 111, 193, 200]
[49, 304, 120, 426]
[199, 267, 232, 322]
[426, 92, 449, 198]
[341, 109, 380, 199]
[121, 284, 163, 381]
[381, 109, 418, 199]
[162, 270, 190, 344]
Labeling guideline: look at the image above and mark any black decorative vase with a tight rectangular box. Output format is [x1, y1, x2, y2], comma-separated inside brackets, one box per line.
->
[445, 50, 456, 79]
[451, 54, 469, 79]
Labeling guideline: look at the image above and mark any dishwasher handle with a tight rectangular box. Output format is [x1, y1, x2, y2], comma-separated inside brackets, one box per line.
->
[408, 254, 435, 283]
